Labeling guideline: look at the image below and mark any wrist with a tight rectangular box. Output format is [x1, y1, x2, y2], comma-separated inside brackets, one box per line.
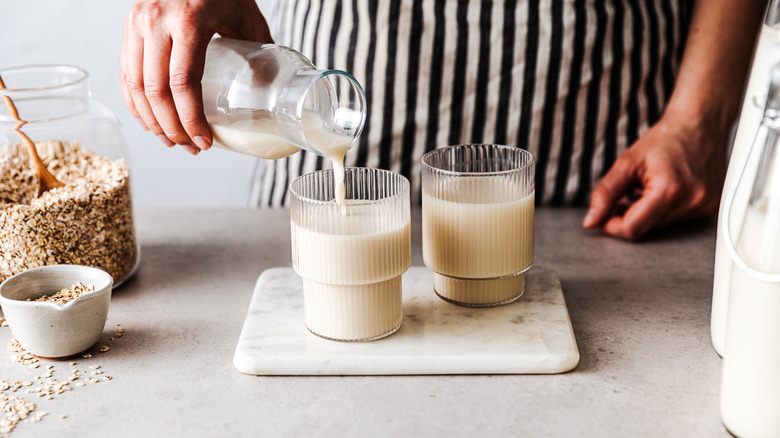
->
[663, 90, 740, 138]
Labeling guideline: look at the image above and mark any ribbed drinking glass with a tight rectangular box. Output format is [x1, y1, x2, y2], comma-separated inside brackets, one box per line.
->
[422, 144, 535, 307]
[290, 168, 411, 341]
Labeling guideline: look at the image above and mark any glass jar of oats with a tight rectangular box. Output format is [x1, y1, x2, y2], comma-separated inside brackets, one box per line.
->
[0, 65, 139, 286]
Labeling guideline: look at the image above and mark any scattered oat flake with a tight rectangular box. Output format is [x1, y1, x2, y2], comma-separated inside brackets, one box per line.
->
[103, 376, 112, 381]
[29, 411, 47, 423]
[87, 378, 99, 384]
[69, 362, 76, 366]
[89, 365, 100, 370]
[0, 393, 36, 435]
[99, 346, 109, 353]
[82, 353, 92, 358]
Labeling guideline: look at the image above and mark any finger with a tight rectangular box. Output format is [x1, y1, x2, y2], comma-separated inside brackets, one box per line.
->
[603, 182, 673, 241]
[120, 17, 143, 127]
[125, 29, 173, 146]
[169, 30, 212, 150]
[143, 33, 194, 147]
[220, 5, 274, 44]
[180, 143, 200, 155]
[583, 158, 639, 229]
[245, 12, 274, 44]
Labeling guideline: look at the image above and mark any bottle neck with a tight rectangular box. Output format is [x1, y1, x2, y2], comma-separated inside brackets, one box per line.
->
[277, 69, 366, 156]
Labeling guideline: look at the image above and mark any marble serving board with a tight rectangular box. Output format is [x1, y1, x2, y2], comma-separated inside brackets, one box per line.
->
[233, 266, 579, 375]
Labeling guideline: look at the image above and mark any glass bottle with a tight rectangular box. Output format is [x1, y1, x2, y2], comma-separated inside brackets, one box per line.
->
[0, 64, 139, 286]
[720, 63, 780, 438]
[202, 37, 366, 160]
[712, 1, 780, 357]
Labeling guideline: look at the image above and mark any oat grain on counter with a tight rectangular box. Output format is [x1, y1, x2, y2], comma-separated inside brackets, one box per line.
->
[0, 140, 137, 283]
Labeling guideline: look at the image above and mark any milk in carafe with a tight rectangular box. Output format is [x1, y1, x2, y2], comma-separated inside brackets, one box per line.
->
[201, 38, 366, 205]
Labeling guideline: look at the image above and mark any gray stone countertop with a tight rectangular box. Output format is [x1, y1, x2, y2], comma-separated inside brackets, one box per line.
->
[0, 208, 726, 437]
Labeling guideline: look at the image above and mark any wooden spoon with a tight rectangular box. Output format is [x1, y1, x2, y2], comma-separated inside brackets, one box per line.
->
[0, 74, 65, 197]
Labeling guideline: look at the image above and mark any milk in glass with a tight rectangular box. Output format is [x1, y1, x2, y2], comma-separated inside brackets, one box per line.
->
[423, 177, 534, 305]
[290, 170, 411, 342]
[211, 109, 351, 203]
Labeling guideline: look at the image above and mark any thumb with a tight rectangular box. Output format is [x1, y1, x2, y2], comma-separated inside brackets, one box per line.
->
[237, 8, 274, 44]
[583, 158, 640, 228]
[214, 2, 274, 44]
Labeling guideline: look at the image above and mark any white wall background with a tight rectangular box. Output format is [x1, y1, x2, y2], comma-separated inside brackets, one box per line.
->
[1, 0, 277, 208]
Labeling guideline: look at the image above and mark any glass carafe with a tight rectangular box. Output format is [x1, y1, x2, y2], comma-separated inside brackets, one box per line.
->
[720, 63, 780, 438]
[0, 64, 139, 286]
[712, 1, 780, 357]
[202, 37, 366, 159]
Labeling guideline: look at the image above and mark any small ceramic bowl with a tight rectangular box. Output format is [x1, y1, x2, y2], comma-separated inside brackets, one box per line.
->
[0, 265, 112, 359]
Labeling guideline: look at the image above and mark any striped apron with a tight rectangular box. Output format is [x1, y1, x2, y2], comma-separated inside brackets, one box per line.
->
[249, 0, 693, 207]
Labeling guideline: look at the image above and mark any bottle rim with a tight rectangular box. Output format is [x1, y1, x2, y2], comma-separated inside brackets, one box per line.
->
[296, 69, 367, 156]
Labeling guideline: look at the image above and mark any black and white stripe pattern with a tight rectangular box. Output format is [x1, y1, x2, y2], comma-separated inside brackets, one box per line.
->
[250, 0, 693, 208]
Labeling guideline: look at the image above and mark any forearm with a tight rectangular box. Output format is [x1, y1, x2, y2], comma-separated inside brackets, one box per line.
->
[664, 0, 767, 129]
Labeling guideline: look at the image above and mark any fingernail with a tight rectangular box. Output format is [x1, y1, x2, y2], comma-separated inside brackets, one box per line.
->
[193, 136, 211, 150]
[181, 144, 200, 155]
[137, 118, 149, 131]
[157, 134, 175, 147]
[583, 209, 597, 227]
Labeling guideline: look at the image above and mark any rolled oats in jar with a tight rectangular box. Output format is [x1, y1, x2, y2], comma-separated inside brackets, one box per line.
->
[0, 140, 138, 284]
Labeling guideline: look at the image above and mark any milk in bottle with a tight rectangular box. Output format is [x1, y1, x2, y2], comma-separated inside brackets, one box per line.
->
[711, 20, 780, 357]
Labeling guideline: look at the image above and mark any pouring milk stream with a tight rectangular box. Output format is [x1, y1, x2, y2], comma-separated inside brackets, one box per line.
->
[201, 37, 366, 204]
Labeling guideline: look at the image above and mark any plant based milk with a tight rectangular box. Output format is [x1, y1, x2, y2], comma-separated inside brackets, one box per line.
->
[423, 178, 534, 279]
[721, 204, 780, 438]
[422, 177, 534, 304]
[292, 203, 411, 285]
[303, 276, 402, 341]
[210, 109, 351, 204]
[712, 24, 780, 357]
[291, 202, 411, 340]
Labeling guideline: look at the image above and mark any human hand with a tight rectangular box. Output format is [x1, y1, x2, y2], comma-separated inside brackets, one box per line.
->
[581, 114, 728, 241]
[120, 0, 273, 155]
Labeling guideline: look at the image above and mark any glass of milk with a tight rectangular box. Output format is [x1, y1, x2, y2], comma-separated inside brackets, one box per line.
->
[421, 144, 535, 307]
[289, 168, 411, 341]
